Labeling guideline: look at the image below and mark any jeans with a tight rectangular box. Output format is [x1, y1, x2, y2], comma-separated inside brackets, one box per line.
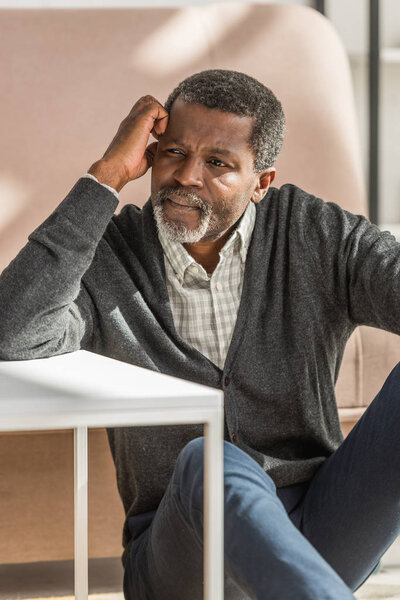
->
[124, 362, 400, 599]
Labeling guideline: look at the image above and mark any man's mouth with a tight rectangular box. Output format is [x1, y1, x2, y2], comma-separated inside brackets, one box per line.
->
[166, 198, 200, 211]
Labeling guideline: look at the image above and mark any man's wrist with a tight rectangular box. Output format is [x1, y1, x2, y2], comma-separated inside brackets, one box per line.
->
[87, 159, 127, 193]
[83, 173, 119, 199]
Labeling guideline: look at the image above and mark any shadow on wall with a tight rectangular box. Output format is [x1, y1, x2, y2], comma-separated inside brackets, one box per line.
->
[0, 3, 365, 272]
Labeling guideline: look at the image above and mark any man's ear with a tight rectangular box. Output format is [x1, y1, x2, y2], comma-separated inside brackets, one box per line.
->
[251, 168, 276, 203]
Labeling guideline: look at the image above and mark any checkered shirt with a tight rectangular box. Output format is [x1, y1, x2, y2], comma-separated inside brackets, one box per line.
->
[157, 201, 256, 369]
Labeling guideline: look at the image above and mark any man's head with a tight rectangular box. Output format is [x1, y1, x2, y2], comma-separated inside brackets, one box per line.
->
[164, 69, 285, 172]
[151, 69, 285, 246]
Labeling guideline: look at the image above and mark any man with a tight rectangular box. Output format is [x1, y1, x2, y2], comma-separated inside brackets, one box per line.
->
[1, 69, 400, 599]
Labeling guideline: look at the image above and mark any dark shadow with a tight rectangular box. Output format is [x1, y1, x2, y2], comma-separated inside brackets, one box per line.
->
[0, 557, 123, 599]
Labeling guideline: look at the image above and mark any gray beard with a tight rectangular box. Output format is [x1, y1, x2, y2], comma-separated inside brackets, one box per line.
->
[152, 187, 217, 243]
[152, 203, 212, 243]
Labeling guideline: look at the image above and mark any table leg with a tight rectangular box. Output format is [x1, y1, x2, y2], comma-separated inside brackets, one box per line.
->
[74, 426, 89, 599]
[203, 410, 224, 599]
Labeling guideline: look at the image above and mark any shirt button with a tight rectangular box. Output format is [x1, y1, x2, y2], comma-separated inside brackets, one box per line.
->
[224, 376, 230, 386]
[215, 282, 222, 291]
[232, 433, 238, 443]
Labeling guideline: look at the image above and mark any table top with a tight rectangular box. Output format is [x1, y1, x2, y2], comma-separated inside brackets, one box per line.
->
[0, 350, 223, 431]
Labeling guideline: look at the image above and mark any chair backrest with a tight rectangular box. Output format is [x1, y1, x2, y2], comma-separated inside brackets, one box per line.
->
[0, 3, 366, 273]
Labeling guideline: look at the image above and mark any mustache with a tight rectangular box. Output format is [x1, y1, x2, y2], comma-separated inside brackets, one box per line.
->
[156, 187, 209, 211]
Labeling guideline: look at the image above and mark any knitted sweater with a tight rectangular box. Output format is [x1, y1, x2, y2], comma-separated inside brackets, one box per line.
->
[1, 177, 400, 562]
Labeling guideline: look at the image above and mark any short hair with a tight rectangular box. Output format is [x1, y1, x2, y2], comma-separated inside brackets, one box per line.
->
[164, 69, 285, 172]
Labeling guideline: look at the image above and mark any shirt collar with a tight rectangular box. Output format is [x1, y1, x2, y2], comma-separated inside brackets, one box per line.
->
[230, 199, 256, 263]
[157, 200, 256, 280]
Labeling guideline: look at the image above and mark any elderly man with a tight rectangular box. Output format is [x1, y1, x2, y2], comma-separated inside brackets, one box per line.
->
[1, 69, 400, 600]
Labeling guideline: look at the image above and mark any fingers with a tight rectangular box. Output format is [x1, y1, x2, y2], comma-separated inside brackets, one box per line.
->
[151, 114, 168, 140]
[144, 141, 159, 167]
[128, 95, 169, 140]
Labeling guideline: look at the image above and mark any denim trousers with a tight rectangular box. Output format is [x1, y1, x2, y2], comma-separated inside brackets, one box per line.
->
[124, 362, 400, 599]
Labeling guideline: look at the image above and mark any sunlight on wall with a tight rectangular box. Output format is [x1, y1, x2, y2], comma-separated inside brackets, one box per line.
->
[131, 3, 251, 76]
[0, 177, 30, 232]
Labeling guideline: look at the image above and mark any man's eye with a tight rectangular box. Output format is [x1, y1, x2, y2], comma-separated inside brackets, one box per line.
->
[166, 148, 182, 155]
[209, 158, 226, 168]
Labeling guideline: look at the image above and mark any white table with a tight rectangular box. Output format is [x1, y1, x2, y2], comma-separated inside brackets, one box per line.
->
[0, 350, 224, 599]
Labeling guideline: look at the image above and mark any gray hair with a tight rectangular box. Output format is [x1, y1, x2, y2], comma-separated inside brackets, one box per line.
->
[164, 69, 285, 172]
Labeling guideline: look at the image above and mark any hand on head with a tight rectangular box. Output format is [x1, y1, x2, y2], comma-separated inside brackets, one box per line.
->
[88, 95, 168, 192]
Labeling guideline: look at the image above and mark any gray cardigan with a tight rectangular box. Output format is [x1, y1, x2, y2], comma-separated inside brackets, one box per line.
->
[1, 177, 400, 562]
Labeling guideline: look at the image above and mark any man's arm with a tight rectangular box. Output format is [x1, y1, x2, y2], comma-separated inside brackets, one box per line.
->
[300, 193, 400, 334]
[0, 95, 168, 360]
[0, 179, 118, 360]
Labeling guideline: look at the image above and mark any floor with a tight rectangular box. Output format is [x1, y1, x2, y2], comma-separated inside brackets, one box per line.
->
[3, 539, 400, 600]
[0, 558, 123, 600]
[354, 537, 400, 599]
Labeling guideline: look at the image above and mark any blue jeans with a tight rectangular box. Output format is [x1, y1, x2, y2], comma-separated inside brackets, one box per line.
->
[124, 363, 400, 599]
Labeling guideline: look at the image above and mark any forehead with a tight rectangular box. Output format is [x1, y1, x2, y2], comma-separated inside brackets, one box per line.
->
[163, 97, 254, 156]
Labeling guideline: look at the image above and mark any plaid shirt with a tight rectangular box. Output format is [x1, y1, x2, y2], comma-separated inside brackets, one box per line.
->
[158, 201, 256, 369]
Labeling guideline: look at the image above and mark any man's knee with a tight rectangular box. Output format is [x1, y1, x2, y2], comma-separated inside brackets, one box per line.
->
[174, 436, 276, 500]
[171, 437, 206, 509]
[389, 361, 400, 380]
[174, 437, 233, 499]
[176, 436, 249, 475]
[376, 361, 400, 403]
[176, 437, 205, 479]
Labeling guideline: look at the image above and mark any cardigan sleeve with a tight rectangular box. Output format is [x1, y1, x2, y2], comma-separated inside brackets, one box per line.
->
[298, 192, 400, 334]
[0, 177, 119, 360]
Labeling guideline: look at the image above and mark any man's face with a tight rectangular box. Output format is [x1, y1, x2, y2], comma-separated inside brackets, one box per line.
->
[150, 97, 263, 244]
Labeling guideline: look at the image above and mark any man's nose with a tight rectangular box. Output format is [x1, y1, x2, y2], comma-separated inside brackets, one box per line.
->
[173, 157, 203, 188]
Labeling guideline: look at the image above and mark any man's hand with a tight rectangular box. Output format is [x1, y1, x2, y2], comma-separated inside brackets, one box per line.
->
[87, 95, 169, 192]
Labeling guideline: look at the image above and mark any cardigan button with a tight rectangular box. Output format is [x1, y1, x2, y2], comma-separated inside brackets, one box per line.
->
[232, 433, 238, 443]
[224, 376, 230, 386]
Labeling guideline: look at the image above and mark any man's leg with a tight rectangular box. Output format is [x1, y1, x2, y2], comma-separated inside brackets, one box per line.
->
[124, 436, 355, 600]
[294, 362, 400, 592]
